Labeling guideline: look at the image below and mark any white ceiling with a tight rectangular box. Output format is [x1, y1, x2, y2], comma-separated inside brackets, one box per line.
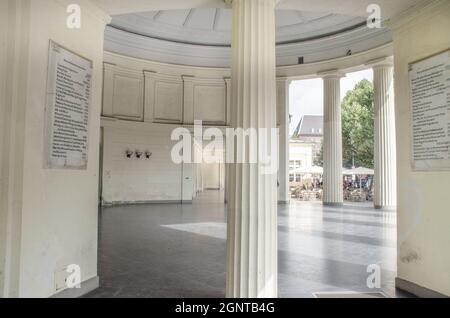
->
[92, 0, 426, 18]
[98, 0, 426, 67]
[110, 9, 367, 46]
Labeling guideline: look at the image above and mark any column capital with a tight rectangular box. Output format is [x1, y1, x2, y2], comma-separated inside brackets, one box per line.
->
[276, 76, 293, 85]
[366, 56, 394, 69]
[317, 69, 345, 79]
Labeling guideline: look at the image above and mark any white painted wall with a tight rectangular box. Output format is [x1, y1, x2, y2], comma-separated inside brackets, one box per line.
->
[182, 162, 194, 202]
[101, 120, 185, 203]
[391, 0, 450, 296]
[201, 146, 224, 190]
[1, 0, 109, 297]
[100, 117, 228, 203]
[193, 140, 204, 195]
[203, 164, 221, 189]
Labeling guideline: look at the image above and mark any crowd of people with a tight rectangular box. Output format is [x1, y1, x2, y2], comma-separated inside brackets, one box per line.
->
[291, 175, 374, 202]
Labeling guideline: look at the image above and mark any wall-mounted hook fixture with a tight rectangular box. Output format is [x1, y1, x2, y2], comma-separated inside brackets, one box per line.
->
[126, 150, 133, 158]
[145, 151, 152, 159]
[135, 150, 143, 159]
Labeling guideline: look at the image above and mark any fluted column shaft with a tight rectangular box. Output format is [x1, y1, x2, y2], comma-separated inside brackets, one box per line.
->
[277, 78, 290, 204]
[373, 64, 397, 209]
[322, 74, 344, 205]
[226, 0, 278, 298]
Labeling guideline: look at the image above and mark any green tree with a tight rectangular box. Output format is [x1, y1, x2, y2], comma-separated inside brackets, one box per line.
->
[341, 79, 374, 169]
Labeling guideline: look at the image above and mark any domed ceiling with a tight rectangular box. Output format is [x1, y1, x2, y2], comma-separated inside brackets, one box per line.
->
[109, 9, 367, 46]
[104, 7, 396, 67]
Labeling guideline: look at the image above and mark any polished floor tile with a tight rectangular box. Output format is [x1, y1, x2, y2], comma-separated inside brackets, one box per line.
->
[86, 191, 409, 298]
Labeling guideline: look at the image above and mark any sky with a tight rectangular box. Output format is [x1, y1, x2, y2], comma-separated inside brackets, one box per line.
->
[289, 69, 373, 135]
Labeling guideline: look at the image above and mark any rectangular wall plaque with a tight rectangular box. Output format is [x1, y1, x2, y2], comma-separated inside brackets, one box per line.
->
[409, 49, 450, 171]
[44, 41, 93, 169]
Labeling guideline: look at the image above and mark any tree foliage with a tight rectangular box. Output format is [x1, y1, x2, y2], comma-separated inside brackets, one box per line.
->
[341, 79, 374, 169]
[314, 79, 375, 169]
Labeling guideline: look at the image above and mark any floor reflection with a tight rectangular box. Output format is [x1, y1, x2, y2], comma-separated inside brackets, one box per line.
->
[87, 191, 407, 298]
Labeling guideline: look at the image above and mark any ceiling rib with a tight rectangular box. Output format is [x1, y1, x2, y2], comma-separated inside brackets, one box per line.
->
[107, 21, 369, 47]
[153, 11, 162, 21]
[212, 8, 220, 31]
[296, 11, 305, 23]
[183, 9, 194, 26]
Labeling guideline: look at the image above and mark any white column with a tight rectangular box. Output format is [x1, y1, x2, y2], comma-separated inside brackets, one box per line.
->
[277, 78, 291, 204]
[322, 73, 344, 206]
[226, 0, 278, 298]
[373, 62, 397, 209]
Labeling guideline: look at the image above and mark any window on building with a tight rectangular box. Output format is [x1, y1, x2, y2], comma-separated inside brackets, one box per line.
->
[289, 174, 294, 182]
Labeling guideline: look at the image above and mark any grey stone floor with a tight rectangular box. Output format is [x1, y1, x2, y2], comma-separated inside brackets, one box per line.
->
[86, 190, 408, 298]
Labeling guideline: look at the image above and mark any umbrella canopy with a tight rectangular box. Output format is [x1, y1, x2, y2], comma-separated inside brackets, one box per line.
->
[291, 166, 324, 174]
[342, 167, 374, 175]
[290, 166, 374, 176]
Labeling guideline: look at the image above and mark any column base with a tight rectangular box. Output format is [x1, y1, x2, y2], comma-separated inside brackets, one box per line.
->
[374, 205, 396, 211]
[323, 202, 344, 207]
[395, 277, 447, 298]
[51, 276, 99, 298]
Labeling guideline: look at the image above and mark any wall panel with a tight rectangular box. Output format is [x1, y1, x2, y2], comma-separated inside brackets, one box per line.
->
[104, 59, 230, 126]
[183, 77, 227, 125]
[144, 72, 183, 123]
[103, 64, 144, 120]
